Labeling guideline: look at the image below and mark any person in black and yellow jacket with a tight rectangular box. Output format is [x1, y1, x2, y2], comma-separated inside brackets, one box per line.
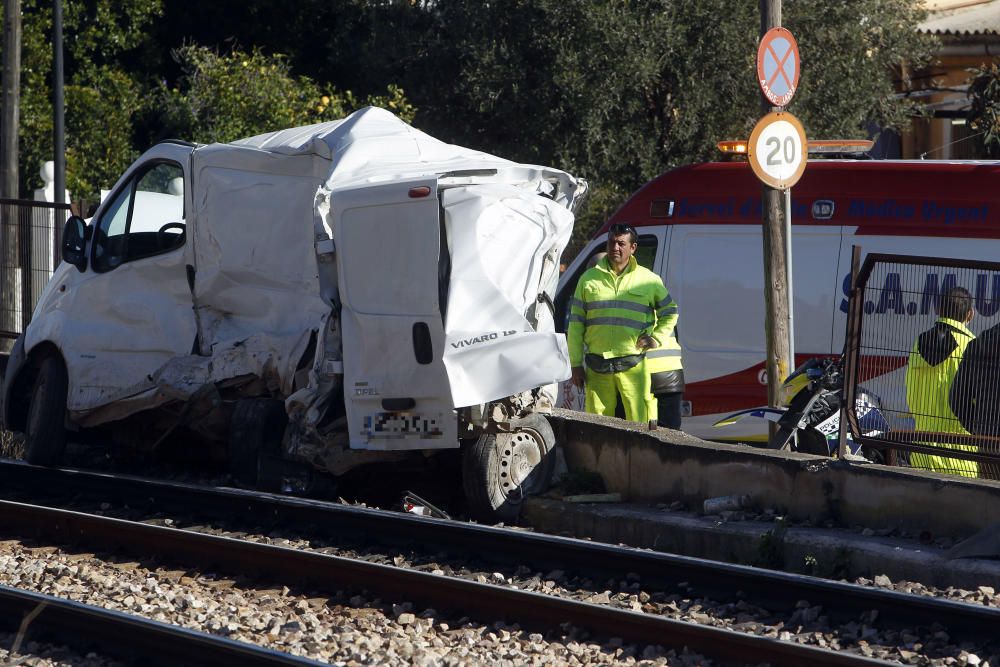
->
[905, 286, 978, 477]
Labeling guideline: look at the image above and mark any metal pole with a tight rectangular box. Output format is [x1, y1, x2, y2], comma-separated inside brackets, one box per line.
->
[784, 187, 794, 365]
[53, 0, 66, 205]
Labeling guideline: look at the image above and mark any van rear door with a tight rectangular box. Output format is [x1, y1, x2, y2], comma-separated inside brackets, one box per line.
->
[328, 178, 458, 451]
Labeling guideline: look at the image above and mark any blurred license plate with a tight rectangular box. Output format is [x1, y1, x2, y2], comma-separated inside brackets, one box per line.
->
[364, 412, 443, 438]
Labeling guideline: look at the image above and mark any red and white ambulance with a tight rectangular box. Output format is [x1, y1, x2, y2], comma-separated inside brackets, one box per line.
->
[554, 159, 1000, 441]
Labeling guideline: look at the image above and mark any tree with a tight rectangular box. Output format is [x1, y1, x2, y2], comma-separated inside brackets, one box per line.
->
[3, 0, 415, 201]
[968, 61, 1000, 159]
[146, 45, 414, 147]
[3, 0, 164, 199]
[314, 0, 937, 248]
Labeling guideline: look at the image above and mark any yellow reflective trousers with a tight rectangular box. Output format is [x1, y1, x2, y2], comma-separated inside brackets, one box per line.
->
[585, 359, 652, 423]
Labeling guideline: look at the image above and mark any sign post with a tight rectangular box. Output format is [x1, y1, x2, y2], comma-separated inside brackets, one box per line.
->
[755, 1, 804, 416]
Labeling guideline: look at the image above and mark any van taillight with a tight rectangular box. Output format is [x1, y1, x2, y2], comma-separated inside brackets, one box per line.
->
[409, 186, 432, 198]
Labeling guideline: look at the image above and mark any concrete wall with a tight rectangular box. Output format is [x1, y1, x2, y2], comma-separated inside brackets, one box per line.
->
[549, 408, 1000, 539]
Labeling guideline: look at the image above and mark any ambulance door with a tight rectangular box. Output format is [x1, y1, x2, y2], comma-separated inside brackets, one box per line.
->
[666, 224, 842, 441]
[328, 178, 458, 451]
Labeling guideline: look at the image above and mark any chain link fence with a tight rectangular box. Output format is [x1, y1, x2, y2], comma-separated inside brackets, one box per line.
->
[843, 252, 1000, 479]
[0, 198, 69, 343]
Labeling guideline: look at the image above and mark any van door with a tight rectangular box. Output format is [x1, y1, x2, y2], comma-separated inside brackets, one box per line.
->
[328, 178, 458, 451]
[668, 224, 842, 440]
[41, 150, 197, 412]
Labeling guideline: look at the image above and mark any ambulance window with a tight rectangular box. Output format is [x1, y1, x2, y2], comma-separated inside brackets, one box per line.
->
[680, 233, 766, 353]
[554, 234, 658, 333]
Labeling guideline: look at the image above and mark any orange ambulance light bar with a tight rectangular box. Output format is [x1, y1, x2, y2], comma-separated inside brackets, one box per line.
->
[716, 139, 874, 155]
[806, 139, 874, 154]
[716, 141, 748, 154]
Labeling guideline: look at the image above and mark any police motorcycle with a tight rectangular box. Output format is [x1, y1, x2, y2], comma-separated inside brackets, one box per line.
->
[713, 357, 889, 459]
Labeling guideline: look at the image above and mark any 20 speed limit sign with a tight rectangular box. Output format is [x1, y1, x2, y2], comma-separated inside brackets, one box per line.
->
[747, 111, 807, 190]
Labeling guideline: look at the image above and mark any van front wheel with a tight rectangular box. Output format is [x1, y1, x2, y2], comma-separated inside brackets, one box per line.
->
[462, 413, 556, 523]
[24, 355, 68, 466]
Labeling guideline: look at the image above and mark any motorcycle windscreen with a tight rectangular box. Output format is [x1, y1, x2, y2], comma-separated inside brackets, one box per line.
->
[440, 184, 573, 408]
[330, 178, 457, 451]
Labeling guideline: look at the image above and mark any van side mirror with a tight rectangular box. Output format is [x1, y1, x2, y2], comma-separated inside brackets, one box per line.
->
[61, 215, 88, 272]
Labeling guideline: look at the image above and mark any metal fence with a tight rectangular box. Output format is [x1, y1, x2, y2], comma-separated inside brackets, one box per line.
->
[0, 199, 69, 339]
[843, 251, 1000, 479]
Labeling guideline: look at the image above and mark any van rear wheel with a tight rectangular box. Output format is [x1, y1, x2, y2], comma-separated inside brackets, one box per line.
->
[228, 398, 287, 489]
[24, 356, 68, 466]
[462, 413, 556, 523]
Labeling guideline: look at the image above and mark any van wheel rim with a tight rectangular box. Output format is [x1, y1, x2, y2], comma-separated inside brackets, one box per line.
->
[497, 429, 544, 495]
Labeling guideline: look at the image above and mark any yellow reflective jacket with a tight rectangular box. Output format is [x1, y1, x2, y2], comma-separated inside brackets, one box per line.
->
[905, 317, 978, 478]
[567, 256, 676, 367]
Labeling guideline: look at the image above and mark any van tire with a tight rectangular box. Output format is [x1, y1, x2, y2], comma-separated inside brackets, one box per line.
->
[462, 413, 556, 523]
[24, 355, 68, 467]
[228, 398, 287, 488]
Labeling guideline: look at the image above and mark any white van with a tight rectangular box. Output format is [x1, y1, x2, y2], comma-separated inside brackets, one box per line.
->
[555, 159, 1000, 441]
[2, 108, 586, 520]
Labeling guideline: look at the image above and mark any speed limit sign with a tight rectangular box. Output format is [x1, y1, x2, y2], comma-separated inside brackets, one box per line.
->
[747, 111, 807, 190]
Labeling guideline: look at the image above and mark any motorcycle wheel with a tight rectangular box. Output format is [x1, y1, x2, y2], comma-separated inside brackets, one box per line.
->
[768, 427, 829, 455]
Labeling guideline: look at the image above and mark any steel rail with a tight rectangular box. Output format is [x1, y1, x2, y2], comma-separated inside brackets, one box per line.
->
[0, 583, 321, 666]
[0, 496, 886, 667]
[3, 461, 998, 641]
[1, 462, 997, 644]
[6, 462, 997, 638]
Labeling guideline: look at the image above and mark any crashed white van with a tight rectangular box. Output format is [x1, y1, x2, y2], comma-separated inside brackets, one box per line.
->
[1, 107, 586, 520]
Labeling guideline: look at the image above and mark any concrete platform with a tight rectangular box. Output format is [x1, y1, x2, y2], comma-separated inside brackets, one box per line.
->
[523, 497, 1000, 590]
[529, 409, 1000, 588]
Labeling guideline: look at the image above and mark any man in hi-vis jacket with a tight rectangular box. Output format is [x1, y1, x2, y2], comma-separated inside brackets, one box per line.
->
[567, 223, 678, 425]
[905, 286, 978, 478]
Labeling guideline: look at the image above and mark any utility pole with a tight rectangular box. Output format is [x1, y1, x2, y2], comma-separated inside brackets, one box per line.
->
[2, 0, 23, 337]
[759, 0, 791, 409]
[2, 0, 21, 199]
[53, 0, 66, 205]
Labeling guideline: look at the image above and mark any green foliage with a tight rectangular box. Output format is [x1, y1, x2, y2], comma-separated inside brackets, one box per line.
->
[968, 61, 1000, 158]
[362, 0, 937, 252]
[151, 46, 415, 147]
[2, 0, 939, 218]
[3, 1, 414, 200]
[785, 0, 938, 138]
[5, 0, 163, 198]
[65, 67, 144, 202]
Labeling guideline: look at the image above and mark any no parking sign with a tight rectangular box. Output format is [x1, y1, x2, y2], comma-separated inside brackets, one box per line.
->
[757, 27, 800, 107]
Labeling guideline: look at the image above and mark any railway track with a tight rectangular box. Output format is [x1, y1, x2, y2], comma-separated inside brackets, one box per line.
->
[0, 582, 321, 666]
[0, 460, 996, 665]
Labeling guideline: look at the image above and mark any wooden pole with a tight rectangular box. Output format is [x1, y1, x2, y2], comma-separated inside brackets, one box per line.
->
[53, 0, 66, 205]
[2, 0, 21, 198]
[2, 0, 23, 336]
[760, 0, 791, 410]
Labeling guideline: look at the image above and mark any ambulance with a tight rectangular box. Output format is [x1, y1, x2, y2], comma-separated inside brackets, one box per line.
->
[554, 159, 1000, 441]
